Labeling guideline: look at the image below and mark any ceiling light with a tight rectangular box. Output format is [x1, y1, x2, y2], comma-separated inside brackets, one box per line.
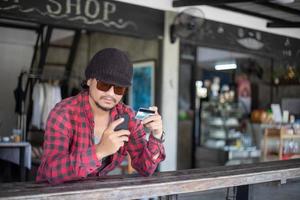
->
[215, 63, 237, 70]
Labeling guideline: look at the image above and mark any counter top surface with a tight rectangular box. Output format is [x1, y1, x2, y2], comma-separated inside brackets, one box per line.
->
[0, 142, 30, 147]
[1, 159, 300, 199]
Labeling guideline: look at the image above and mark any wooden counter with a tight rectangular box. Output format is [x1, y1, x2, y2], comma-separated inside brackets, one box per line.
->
[1, 159, 300, 200]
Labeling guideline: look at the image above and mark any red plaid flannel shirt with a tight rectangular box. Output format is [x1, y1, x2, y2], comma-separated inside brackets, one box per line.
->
[36, 91, 165, 184]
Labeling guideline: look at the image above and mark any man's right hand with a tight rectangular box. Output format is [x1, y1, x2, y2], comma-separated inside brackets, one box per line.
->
[95, 118, 130, 160]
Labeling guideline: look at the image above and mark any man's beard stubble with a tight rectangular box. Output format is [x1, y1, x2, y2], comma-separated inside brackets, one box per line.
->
[92, 95, 117, 112]
[94, 101, 112, 111]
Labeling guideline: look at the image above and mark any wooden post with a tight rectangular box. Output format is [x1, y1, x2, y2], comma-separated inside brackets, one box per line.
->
[236, 185, 249, 200]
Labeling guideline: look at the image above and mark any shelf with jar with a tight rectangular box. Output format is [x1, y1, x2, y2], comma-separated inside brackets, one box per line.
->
[201, 101, 243, 148]
[262, 127, 300, 161]
[272, 65, 300, 86]
[199, 100, 260, 166]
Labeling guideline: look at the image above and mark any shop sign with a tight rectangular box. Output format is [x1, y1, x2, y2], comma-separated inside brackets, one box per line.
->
[188, 19, 300, 63]
[0, 0, 163, 38]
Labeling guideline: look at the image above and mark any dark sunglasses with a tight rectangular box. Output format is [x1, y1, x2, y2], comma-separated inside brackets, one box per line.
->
[96, 80, 127, 95]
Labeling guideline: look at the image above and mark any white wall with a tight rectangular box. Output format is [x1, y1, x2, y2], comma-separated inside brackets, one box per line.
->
[116, 0, 300, 39]
[116, 0, 173, 11]
[0, 27, 36, 137]
[160, 12, 180, 171]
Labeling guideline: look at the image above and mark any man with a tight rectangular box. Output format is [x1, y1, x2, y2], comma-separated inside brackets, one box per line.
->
[36, 48, 165, 184]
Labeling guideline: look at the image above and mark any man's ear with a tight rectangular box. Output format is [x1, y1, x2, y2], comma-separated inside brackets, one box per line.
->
[87, 79, 92, 86]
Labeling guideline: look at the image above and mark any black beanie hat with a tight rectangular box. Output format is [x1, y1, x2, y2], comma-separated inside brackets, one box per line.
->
[85, 48, 133, 87]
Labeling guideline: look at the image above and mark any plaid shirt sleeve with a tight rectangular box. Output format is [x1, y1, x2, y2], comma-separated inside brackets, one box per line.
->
[127, 111, 166, 176]
[37, 107, 101, 184]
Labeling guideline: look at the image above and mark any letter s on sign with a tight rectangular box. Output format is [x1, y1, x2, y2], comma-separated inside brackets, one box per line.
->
[47, 0, 62, 15]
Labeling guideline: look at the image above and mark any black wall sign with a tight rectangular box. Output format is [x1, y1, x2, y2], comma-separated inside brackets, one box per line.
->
[0, 0, 164, 39]
[187, 19, 300, 66]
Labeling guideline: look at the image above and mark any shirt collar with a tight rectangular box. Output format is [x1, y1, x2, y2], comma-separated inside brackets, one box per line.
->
[81, 90, 94, 128]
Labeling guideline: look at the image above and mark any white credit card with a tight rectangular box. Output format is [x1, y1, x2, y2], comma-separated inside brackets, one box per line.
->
[135, 108, 155, 120]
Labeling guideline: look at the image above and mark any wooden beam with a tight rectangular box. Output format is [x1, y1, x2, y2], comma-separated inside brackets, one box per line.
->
[64, 30, 81, 78]
[38, 26, 52, 73]
[0, 21, 39, 31]
[267, 21, 300, 27]
[256, 2, 300, 17]
[173, 0, 269, 7]
[1, 159, 300, 199]
[30, 26, 43, 70]
[213, 4, 290, 23]
[215, 5, 299, 28]
[61, 30, 81, 98]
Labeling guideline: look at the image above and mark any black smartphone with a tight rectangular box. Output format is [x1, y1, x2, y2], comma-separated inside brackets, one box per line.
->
[114, 114, 130, 131]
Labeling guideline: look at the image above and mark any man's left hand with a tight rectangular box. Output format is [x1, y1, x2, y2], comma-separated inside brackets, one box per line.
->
[141, 106, 163, 140]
